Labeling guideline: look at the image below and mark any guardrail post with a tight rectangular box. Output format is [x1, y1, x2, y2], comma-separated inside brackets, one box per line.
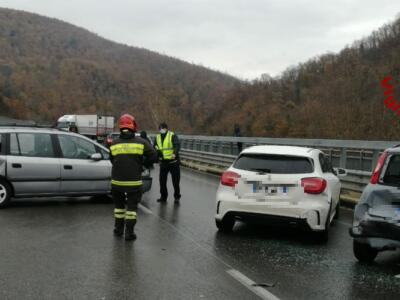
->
[200, 141, 205, 152]
[218, 141, 223, 154]
[339, 148, 347, 168]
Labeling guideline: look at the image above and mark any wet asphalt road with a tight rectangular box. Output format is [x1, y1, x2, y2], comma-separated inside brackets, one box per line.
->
[1, 167, 400, 300]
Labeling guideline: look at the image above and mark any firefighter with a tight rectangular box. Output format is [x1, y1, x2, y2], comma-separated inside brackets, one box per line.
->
[110, 114, 157, 241]
[155, 122, 181, 204]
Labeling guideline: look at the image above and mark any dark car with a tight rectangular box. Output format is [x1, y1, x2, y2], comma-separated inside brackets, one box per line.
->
[349, 145, 400, 262]
[105, 132, 120, 148]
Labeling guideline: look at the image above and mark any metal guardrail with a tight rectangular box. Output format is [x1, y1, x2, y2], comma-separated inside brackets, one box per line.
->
[151, 134, 393, 203]
[178, 135, 398, 172]
[180, 149, 371, 204]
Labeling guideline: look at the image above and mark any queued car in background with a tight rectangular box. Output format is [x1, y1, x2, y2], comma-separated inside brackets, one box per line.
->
[105, 132, 121, 147]
[215, 145, 347, 242]
[350, 145, 400, 262]
[0, 126, 152, 208]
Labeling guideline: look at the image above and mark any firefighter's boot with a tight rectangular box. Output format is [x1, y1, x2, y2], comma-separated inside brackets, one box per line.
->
[125, 220, 137, 241]
[113, 218, 124, 237]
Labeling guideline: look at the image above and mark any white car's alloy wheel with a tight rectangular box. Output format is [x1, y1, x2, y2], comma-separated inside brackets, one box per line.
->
[0, 183, 7, 204]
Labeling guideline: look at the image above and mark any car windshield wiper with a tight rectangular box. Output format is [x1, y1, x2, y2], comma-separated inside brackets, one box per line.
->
[249, 168, 271, 173]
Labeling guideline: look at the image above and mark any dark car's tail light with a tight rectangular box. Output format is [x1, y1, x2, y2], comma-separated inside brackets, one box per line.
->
[370, 151, 388, 184]
[106, 137, 113, 145]
[301, 177, 327, 194]
[221, 171, 240, 187]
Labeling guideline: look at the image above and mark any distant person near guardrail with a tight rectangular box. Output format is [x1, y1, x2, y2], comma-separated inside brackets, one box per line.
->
[234, 124, 243, 152]
[140, 130, 153, 145]
[155, 122, 181, 204]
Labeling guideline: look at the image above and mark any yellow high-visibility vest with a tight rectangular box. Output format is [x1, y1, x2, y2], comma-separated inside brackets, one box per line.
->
[156, 131, 174, 160]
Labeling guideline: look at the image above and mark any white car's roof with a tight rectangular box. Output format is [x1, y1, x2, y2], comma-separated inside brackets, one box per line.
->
[241, 145, 316, 157]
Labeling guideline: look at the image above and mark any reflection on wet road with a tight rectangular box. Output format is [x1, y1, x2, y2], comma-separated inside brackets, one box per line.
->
[0, 166, 399, 299]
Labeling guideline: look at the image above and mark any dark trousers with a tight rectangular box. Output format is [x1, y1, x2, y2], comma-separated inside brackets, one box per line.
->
[159, 161, 181, 200]
[112, 188, 142, 223]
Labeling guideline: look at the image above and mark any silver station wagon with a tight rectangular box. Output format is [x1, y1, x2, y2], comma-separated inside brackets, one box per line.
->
[0, 126, 152, 208]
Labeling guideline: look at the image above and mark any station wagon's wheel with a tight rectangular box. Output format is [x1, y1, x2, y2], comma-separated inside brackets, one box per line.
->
[0, 179, 12, 208]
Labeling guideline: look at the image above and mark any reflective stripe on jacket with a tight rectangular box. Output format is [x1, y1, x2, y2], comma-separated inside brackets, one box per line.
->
[156, 131, 174, 160]
[110, 131, 157, 192]
[110, 143, 144, 156]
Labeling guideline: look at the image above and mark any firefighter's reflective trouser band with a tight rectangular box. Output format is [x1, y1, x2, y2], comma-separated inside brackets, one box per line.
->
[156, 131, 174, 160]
[111, 180, 143, 186]
[125, 211, 137, 220]
[110, 143, 144, 156]
[114, 208, 126, 219]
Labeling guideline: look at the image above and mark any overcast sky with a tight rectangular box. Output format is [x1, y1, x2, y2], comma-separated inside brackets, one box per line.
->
[1, 0, 400, 79]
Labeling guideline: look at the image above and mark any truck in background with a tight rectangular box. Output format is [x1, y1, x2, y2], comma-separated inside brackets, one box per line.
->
[57, 115, 115, 140]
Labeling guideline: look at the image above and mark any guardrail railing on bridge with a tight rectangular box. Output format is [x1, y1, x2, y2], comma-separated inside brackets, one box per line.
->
[172, 135, 398, 205]
[178, 135, 398, 172]
[179, 149, 370, 205]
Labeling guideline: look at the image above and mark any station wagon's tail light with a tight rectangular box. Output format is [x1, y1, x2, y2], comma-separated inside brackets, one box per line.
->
[221, 171, 240, 187]
[301, 177, 327, 194]
[106, 137, 113, 145]
[370, 151, 388, 184]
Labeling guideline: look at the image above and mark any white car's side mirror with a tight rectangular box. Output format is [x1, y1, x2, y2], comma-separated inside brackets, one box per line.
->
[91, 153, 102, 161]
[334, 168, 347, 177]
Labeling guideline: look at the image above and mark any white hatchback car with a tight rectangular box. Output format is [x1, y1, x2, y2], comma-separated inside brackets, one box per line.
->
[215, 145, 347, 242]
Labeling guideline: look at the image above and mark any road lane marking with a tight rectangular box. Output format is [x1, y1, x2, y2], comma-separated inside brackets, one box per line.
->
[138, 204, 153, 214]
[227, 269, 280, 300]
[145, 208, 279, 299]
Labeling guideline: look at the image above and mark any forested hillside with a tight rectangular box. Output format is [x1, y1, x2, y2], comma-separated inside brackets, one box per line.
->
[210, 16, 400, 140]
[0, 8, 239, 132]
[1, 8, 400, 139]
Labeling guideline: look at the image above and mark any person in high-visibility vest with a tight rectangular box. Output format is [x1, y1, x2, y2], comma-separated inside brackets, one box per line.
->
[110, 114, 157, 241]
[155, 122, 181, 203]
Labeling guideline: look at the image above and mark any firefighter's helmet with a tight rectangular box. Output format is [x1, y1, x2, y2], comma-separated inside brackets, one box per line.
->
[118, 114, 137, 131]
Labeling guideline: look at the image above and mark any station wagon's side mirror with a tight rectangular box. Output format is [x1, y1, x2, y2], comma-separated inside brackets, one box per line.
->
[334, 168, 347, 177]
[91, 153, 102, 161]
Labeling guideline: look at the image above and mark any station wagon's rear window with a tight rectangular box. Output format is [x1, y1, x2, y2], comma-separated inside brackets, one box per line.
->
[234, 153, 314, 174]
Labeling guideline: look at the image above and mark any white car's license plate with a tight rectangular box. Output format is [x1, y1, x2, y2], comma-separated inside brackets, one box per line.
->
[252, 183, 289, 195]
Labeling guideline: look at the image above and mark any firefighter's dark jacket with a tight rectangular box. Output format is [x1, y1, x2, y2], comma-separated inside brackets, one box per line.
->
[110, 130, 157, 191]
